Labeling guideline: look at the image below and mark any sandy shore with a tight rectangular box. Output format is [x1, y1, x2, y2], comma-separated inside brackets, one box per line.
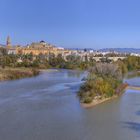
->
[127, 86, 140, 90]
[39, 69, 59, 72]
[81, 96, 118, 108]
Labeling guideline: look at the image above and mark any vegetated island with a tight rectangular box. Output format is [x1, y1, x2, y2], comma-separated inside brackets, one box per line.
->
[78, 63, 128, 108]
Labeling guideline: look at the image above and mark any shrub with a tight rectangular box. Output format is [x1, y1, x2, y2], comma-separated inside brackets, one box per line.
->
[83, 97, 93, 103]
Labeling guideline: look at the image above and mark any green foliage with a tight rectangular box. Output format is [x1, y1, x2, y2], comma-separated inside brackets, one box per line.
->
[0, 49, 96, 70]
[83, 97, 93, 103]
[119, 56, 140, 72]
[0, 47, 7, 56]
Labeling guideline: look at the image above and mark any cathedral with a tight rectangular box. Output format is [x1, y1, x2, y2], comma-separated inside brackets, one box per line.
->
[6, 36, 71, 56]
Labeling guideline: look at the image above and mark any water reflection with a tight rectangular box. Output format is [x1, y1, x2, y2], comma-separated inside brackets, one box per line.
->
[136, 110, 140, 116]
[125, 71, 140, 79]
[124, 72, 140, 87]
[66, 70, 85, 78]
[123, 122, 140, 132]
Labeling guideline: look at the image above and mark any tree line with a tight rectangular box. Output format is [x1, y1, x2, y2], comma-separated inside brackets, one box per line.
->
[0, 48, 95, 70]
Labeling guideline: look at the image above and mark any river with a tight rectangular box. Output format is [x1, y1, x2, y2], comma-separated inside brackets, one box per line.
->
[0, 69, 140, 140]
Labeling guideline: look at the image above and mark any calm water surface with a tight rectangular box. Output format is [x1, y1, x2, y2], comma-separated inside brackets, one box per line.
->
[0, 69, 140, 140]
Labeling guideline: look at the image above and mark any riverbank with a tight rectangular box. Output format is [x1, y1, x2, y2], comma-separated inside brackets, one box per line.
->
[0, 67, 39, 81]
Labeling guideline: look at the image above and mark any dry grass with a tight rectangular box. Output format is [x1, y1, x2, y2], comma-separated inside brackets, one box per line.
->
[0, 67, 39, 81]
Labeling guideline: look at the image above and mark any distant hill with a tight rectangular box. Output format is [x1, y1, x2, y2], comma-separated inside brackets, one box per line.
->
[69, 48, 140, 53]
[99, 48, 140, 53]
[68, 48, 95, 51]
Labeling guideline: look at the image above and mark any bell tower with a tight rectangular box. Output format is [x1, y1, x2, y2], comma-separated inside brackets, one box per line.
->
[6, 36, 11, 49]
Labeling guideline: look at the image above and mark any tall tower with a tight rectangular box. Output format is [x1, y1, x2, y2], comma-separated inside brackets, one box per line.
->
[6, 36, 11, 49]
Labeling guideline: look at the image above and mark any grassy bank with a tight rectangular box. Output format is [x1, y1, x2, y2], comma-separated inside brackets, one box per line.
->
[0, 67, 39, 81]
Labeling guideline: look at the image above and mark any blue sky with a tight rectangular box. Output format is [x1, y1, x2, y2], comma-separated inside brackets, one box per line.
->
[0, 0, 140, 49]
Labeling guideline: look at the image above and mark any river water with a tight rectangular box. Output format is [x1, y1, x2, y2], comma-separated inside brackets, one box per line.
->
[0, 69, 140, 140]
